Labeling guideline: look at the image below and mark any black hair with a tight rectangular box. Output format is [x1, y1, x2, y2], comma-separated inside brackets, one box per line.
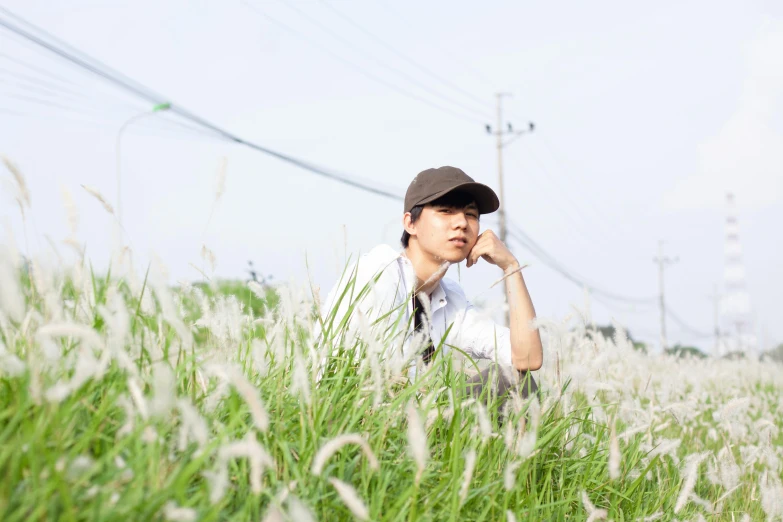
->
[400, 191, 478, 248]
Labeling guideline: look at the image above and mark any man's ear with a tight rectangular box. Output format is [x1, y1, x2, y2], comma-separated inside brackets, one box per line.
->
[402, 212, 417, 236]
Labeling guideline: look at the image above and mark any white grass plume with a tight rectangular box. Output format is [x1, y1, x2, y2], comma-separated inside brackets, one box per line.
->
[517, 431, 537, 460]
[2, 155, 30, 208]
[0, 340, 25, 377]
[504, 460, 521, 491]
[177, 398, 209, 451]
[36, 322, 102, 349]
[688, 493, 713, 513]
[406, 400, 428, 484]
[291, 348, 311, 406]
[713, 396, 751, 422]
[44, 345, 109, 403]
[127, 377, 149, 420]
[163, 501, 197, 522]
[0, 248, 24, 323]
[286, 495, 315, 522]
[60, 186, 79, 236]
[419, 261, 449, 292]
[674, 452, 707, 513]
[328, 478, 369, 521]
[609, 417, 621, 480]
[760, 471, 783, 520]
[717, 447, 740, 491]
[80, 184, 115, 215]
[475, 401, 493, 442]
[581, 491, 608, 522]
[248, 280, 265, 299]
[458, 449, 477, 505]
[489, 263, 528, 289]
[148, 362, 175, 417]
[226, 365, 269, 432]
[200, 244, 217, 273]
[261, 506, 284, 522]
[311, 433, 379, 475]
[207, 433, 275, 502]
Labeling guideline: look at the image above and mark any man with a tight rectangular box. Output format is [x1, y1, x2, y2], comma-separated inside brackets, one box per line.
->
[320, 166, 542, 402]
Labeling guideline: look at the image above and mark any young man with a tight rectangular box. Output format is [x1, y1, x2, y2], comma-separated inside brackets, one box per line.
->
[321, 166, 543, 400]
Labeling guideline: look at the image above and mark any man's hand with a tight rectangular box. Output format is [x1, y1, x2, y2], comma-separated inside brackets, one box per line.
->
[466, 230, 519, 271]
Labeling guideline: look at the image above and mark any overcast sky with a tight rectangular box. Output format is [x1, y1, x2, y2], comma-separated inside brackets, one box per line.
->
[1, 0, 781, 354]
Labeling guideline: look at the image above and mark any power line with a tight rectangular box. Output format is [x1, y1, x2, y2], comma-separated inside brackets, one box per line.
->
[277, 0, 492, 120]
[0, 68, 140, 116]
[666, 305, 711, 338]
[514, 141, 630, 258]
[316, 0, 494, 113]
[0, 7, 404, 202]
[0, 50, 84, 88]
[0, 76, 223, 141]
[506, 220, 657, 305]
[505, 218, 712, 343]
[242, 1, 488, 125]
[534, 133, 651, 256]
[373, 0, 501, 92]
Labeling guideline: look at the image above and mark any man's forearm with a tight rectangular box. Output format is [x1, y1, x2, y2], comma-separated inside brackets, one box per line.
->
[505, 263, 543, 371]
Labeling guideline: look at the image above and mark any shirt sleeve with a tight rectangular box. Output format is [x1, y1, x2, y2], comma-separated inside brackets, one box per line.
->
[315, 253, 405, 341]
[442, 281, 514, 367]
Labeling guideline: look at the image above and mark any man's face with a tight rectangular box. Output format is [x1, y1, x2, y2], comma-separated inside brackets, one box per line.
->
[404, 202, 480, 263]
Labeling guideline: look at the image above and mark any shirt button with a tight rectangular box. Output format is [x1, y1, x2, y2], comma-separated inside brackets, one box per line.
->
[440, 299, 445, 304]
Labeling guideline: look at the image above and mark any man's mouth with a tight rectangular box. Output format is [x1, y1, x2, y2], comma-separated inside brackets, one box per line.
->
[449, 237, 468, 247]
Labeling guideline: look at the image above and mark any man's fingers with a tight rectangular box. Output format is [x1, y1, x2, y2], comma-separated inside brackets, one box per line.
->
[467, 242, 488, 267]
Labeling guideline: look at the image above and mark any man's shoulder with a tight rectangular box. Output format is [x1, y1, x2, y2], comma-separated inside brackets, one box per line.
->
[323, 244, 403, 313]
[341, 244, 403, 287]
[362, 244, 401, 267]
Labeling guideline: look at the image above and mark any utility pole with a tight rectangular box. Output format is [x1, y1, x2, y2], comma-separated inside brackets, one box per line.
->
[653, 240, 678, 352]
[486, 93, 534, 326]
[495, 93, 510, 254]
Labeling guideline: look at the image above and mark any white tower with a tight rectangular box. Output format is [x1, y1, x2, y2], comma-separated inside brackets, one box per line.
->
[718, 193, 757, 357]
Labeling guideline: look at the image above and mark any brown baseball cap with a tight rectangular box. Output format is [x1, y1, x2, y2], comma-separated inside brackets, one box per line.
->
[404, 166, 500, 214]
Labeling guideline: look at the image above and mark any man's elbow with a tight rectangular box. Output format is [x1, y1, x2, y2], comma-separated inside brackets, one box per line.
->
[514, 360, 542, 372]
[512, 354, 543, 372]
[511, 342, 544, 371]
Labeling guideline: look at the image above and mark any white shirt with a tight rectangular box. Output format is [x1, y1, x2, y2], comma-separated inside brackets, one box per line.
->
[319, 244, 513, 367]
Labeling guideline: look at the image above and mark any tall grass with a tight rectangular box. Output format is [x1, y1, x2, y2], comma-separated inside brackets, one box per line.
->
[0, 160, 781, 521]
[0, 243, 781, 522]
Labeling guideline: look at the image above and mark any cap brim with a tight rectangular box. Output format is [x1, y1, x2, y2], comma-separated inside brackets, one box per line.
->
[415, 181, 500, 214]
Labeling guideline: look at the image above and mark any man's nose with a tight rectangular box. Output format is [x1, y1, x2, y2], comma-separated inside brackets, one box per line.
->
[452, 212, 468, 229]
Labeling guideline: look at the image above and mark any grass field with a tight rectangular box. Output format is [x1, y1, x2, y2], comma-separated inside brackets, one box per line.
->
[0, 239, 782, 522]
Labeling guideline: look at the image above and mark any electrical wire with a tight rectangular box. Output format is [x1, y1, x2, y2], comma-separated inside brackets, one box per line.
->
[273, 0, 492, 121]
[316, 0, 494, 113]
[0, 79, 221, 140]
[506, 219, 711, 341]
[666, 306, 712, 338]
[0, 8, 405, 201]
[0, 7, 716, 344]
[512, 140, 633, 258]
[373, 0, 500, 92]
[506, 220, 657, 304]
[241, 1, 488, 125]
[533, 132, 652, 256]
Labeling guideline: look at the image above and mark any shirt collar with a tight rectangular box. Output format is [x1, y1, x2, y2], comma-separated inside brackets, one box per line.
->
[430, 282, 448, 313]
[399, 254, 448, 313]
